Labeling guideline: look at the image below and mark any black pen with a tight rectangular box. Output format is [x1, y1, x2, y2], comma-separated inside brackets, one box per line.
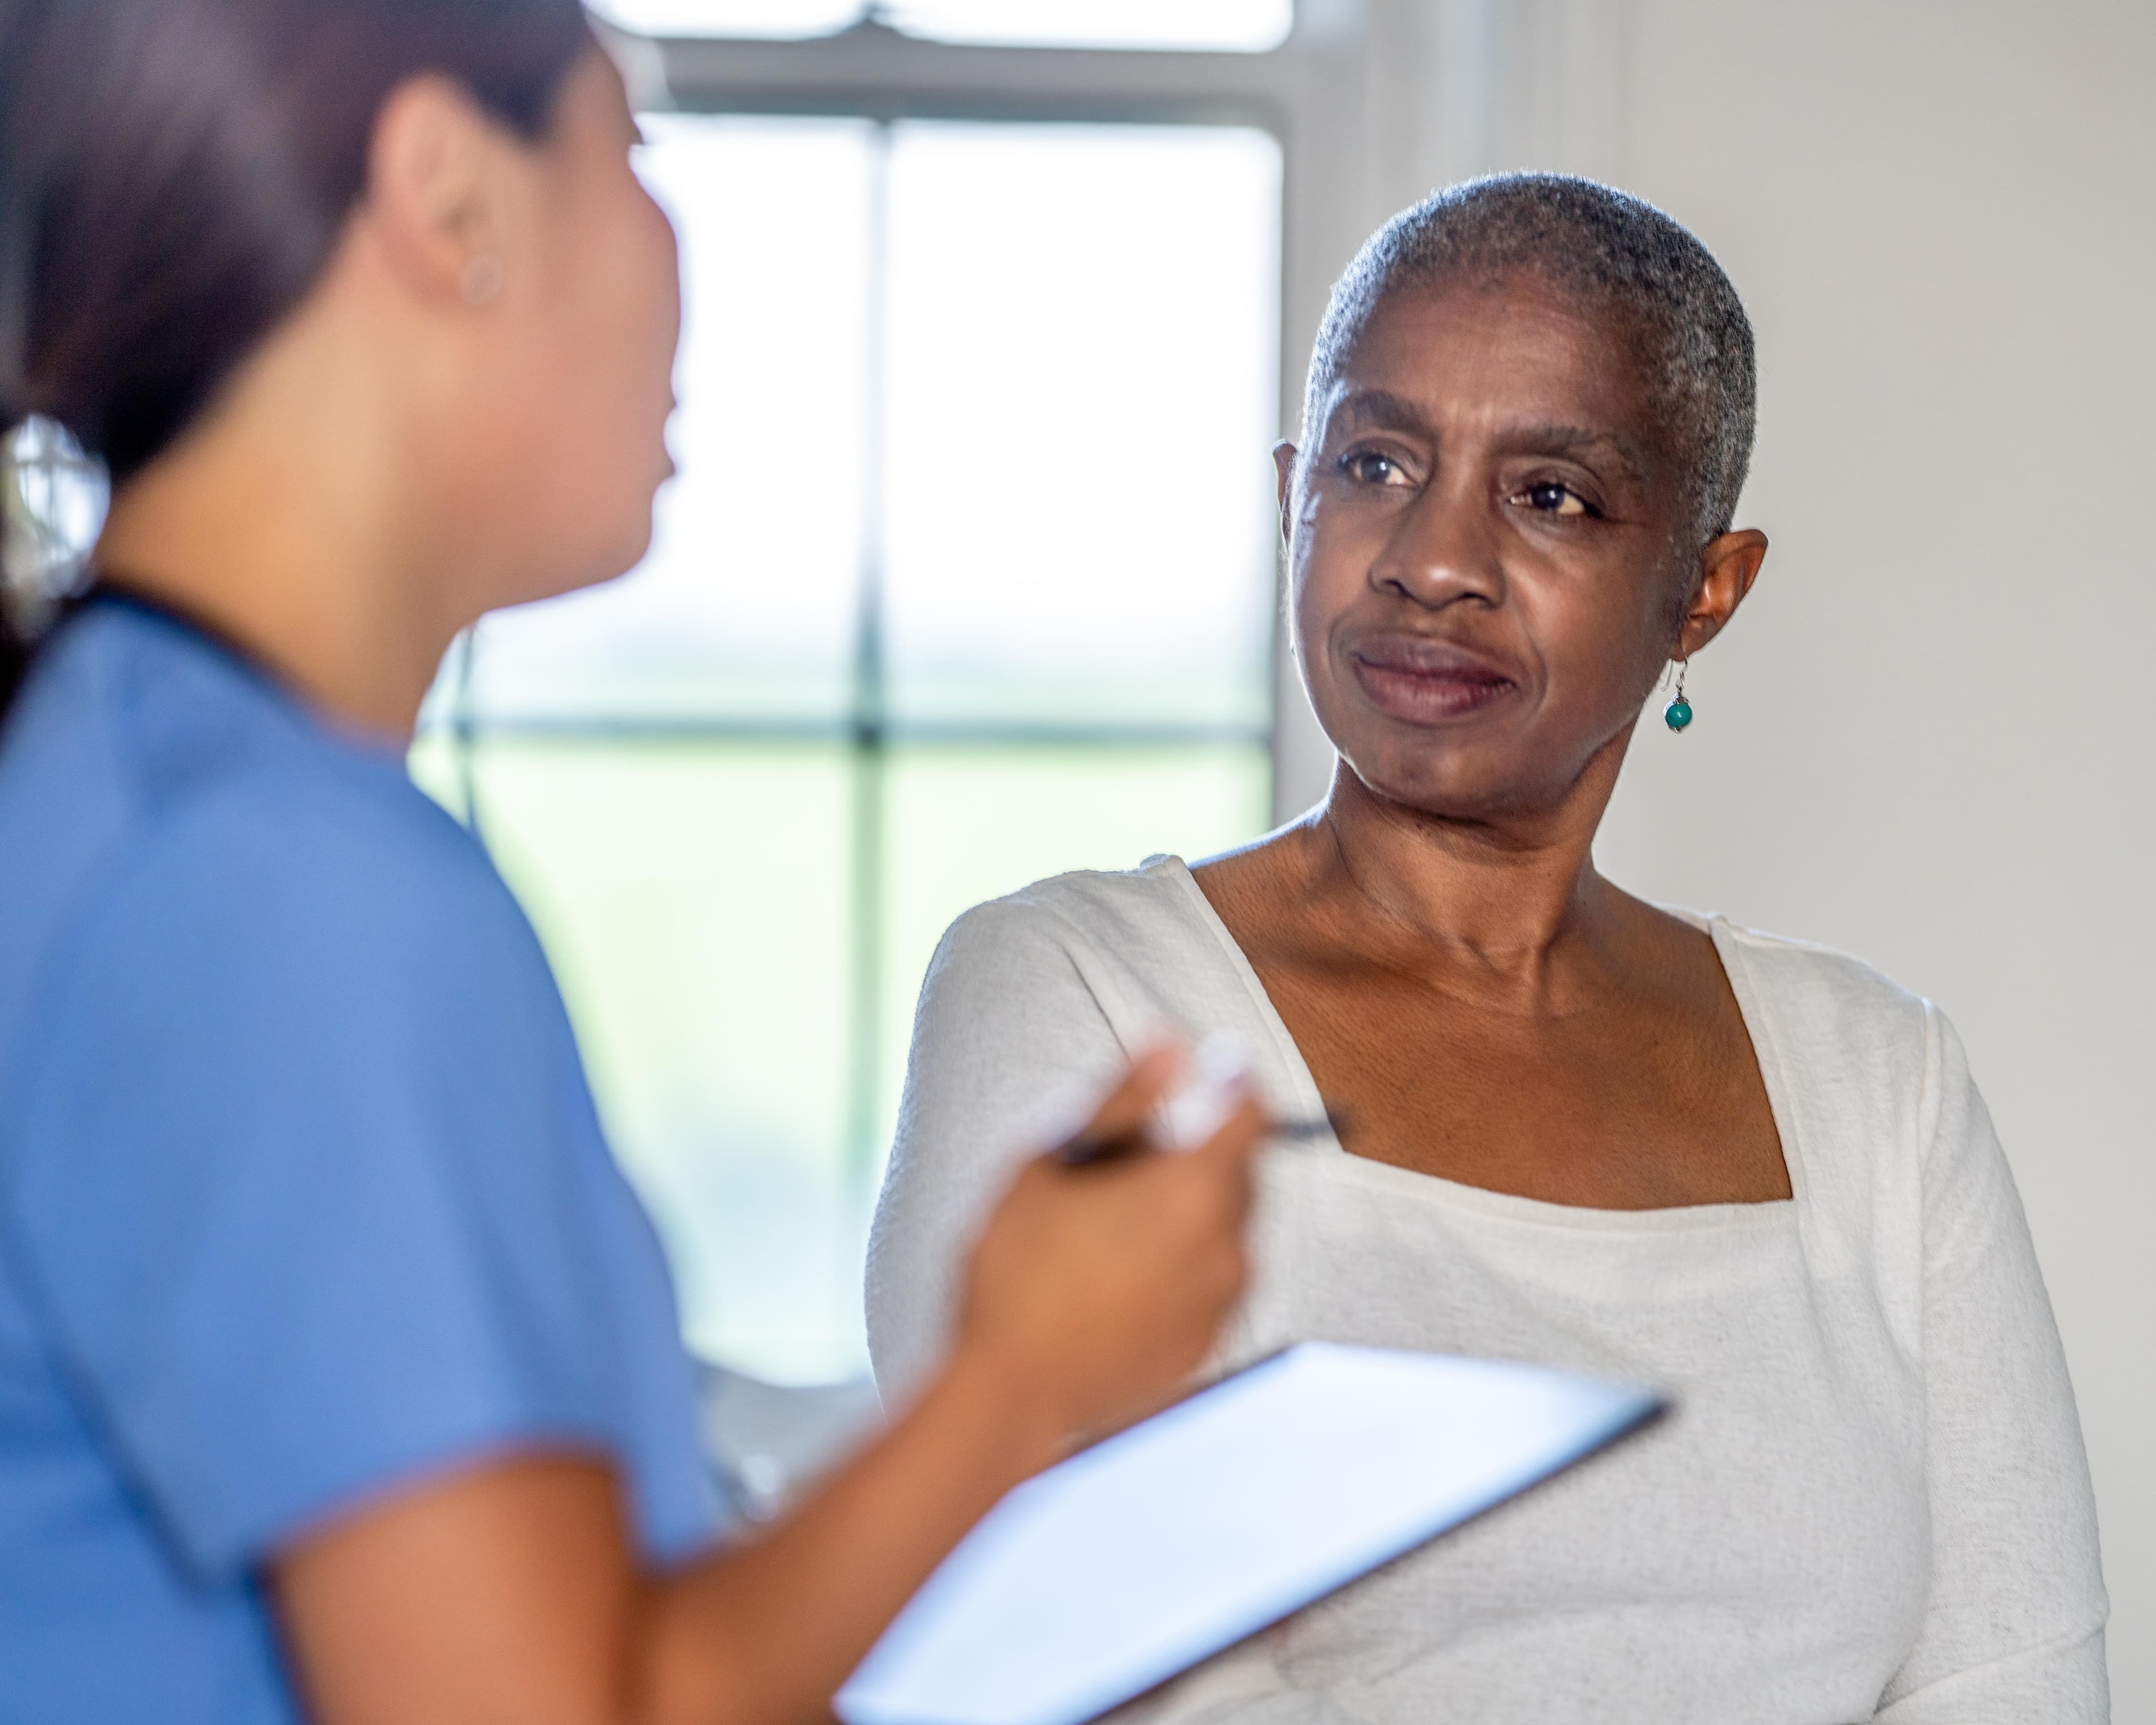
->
[1054, 1111, 1347, 1168]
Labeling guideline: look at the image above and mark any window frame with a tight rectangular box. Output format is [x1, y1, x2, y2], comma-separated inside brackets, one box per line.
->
[431, 3, 1615, 1374]
[430, 36, 1305, 1366]
[610, 9, 1388, 824]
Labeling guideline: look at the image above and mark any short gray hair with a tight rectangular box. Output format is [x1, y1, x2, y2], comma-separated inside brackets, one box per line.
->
[1303, 173, 1757, 551]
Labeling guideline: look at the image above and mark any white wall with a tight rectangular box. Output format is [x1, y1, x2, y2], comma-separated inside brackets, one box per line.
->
[1277, 0, 2156, 1708]
[1607, 4, 2156, 1710]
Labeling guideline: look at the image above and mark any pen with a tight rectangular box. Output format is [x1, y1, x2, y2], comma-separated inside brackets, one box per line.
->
[1054, 1111, 1347, 1168]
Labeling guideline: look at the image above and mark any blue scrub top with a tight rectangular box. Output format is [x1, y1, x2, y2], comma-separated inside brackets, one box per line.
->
[0, 596, 724, 1722]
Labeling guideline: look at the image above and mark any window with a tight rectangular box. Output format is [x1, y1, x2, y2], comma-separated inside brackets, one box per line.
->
[413, 109, 1283, 1381]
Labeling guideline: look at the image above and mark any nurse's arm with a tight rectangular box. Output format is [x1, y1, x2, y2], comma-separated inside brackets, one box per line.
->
[271, 1051, 1263, 1725]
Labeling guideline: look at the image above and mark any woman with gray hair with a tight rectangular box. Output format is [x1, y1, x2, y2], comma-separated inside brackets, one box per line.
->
[868, 175, 2108, 1722]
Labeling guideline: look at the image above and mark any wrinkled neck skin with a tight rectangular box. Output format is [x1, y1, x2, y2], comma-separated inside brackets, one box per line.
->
[1291, 717, 1645, 1014]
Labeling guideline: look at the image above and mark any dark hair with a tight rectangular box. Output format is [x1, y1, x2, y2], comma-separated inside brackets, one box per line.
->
[1304, 172, 1758, 558]
[0, 0, 592, 707]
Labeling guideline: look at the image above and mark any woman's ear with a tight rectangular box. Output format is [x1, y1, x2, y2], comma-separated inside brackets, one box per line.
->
[363, 74, 517, 309]
[1678, 527, 1769, 656]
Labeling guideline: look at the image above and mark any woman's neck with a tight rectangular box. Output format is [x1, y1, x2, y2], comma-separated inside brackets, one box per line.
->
[97, 515, 446, 747]
[1292, 738, 1632, 1008]
[92, 323, 467, 742]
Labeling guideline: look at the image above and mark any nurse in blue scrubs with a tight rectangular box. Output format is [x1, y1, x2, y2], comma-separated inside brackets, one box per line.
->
[0, 3, 1265, 1721]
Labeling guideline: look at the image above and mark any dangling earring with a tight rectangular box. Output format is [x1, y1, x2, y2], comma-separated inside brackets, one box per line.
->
[1664, 660, 1693, 732]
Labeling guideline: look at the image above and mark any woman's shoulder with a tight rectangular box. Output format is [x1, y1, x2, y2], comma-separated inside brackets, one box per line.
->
[1704, 914, 1933, 1039]
[1692, 914, 1957, 1163]
[17, 598, 495, 895]
[3, 608, 533, 1047]
[924, 856, 1260, 1035]
[96, 733, 523, 1000]
[940, 855, 1216, 961]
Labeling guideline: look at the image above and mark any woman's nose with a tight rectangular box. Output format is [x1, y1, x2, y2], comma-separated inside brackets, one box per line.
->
[1368, 480, 1506, 611]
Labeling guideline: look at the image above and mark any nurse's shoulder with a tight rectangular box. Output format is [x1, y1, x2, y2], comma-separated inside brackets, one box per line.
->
[0, 600, 567, 1158]
[4, 599, 531, 983]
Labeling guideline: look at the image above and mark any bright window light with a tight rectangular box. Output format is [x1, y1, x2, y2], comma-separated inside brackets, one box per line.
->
[415, 114, 1281, 1382]
[456, 117, 875, 727]
[883, 122, 1282, 729]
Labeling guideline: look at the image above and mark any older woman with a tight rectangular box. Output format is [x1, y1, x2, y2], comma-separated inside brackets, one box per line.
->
[867, 175, 2108, 1723]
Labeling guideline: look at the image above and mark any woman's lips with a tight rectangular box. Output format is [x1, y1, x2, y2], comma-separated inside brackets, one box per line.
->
[1347, 637, 1517, 725]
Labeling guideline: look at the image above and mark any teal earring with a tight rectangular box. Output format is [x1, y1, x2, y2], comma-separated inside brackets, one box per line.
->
[1664, 661, 1694, 732]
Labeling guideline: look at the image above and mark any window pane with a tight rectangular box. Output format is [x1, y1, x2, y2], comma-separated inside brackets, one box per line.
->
[876, 744, 1272, 1161]
[413, 117, 1282, 1385]
[412, 736, 866, 1382]
[883, 123, 1282, 731]
[449, 116, 874, 728]
[887, 0, 1293, 52]
[591, 0, 865, 39]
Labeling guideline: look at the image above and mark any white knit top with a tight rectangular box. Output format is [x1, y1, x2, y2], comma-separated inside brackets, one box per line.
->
[866, 857, 2108, 1724]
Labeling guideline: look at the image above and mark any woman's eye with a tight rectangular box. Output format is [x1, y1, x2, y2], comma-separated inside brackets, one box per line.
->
[1514, 480, 1592, 517]
[1342, 451, 1410, 486]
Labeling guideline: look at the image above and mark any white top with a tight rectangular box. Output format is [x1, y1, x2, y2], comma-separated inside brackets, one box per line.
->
[866, 857, 2108, 1724]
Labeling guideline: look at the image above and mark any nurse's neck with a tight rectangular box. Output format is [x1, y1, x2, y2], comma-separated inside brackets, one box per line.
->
[94, 223, 524, 745]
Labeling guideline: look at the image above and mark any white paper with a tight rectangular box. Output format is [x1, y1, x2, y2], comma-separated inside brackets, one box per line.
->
[838, 1342, 1663, 1725]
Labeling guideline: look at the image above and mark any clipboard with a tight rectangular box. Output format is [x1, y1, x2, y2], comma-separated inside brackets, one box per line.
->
[838, 1341, 1665, 1725]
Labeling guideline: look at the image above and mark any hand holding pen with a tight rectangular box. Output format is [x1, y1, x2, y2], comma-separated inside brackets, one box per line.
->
[1054, 1034, 1342, 1167]
[953, 1041, 1268, 1446]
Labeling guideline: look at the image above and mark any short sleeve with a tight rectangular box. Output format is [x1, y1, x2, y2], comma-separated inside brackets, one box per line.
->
[0, 778, 721, 1582]
[1874, 1006, 2109, 1720]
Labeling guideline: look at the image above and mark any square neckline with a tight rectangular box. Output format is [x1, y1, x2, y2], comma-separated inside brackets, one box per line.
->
[1152, 853, 1807, 1231]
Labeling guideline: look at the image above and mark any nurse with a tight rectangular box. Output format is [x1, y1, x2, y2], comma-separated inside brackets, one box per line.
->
[0, 3, 1264, 1722]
